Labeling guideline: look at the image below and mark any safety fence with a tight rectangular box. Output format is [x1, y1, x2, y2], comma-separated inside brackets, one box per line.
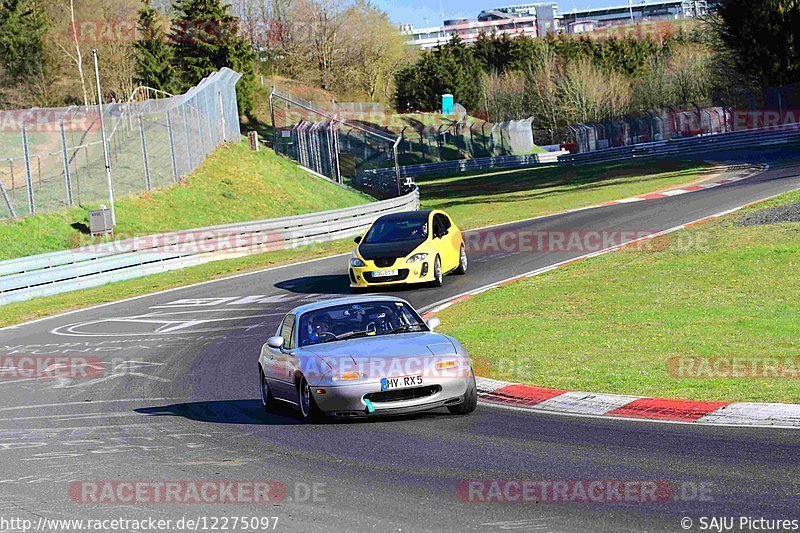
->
[270, 89, 547, 197]
[570, 106, 732, 153]
[0, 187, 419, 305]
[0, 68, 242, 221]
[270, 88, 400, 198]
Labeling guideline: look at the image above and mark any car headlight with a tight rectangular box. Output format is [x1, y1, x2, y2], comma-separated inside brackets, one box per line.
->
[350, 255, 365, 267]
[332, 371, 366, 381]
[406, 253, 428, 263]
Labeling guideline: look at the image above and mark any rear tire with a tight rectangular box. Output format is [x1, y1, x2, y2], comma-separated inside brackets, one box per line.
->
[259, 366, 274, 413]
[431, 255, 444, 287]
[453, 245, 468, 275]
[448, 372, 477, 415]
[298, 375, 324, 422]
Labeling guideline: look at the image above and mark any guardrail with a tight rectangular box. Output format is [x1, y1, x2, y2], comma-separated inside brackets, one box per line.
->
[560, 124, 800, 165]
[356, 151, 568, 192]
[0, 188, 419, 305]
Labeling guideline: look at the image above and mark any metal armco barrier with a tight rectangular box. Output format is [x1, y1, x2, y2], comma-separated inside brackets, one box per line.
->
[357, 151, 568, 187]
[559, 124, 800, 165]
[0, 188, 419, 305]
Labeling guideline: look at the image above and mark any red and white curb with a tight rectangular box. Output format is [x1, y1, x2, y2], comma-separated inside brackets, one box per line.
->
[475, 378, 800, 427]
[422, 163, 800, 428]
[598, 164, 761, 207]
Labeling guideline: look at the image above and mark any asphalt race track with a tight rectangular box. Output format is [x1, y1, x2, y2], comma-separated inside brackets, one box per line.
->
[2, 145, 800, 532]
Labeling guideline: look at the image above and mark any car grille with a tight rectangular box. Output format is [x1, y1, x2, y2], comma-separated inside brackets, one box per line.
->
[364, 269, 409, 283]
[373, 257, 396, 268]
[364, 385, 442, 403]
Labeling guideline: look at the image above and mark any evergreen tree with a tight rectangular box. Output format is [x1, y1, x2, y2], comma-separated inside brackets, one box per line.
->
[133, 0, 177, 93]
[715, 0, 800, 87]
[170, 0, 255, 114]
[0, 0, 47, 85]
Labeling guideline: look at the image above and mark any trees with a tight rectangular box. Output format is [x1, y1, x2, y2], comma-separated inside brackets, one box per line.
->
[171, 0, 255, 113]
[133, 0, 176, 92]
[394, 36, 483, 112]
[714, 0, 800, 87]
[0, 0, 47, 84]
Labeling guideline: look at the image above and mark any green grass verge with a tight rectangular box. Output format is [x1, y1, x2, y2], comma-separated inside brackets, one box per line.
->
[0, 142, 370, 260]
[437, 190, 800, 403]
[420, 160, 714, 230]
[0, 238, 355, 329]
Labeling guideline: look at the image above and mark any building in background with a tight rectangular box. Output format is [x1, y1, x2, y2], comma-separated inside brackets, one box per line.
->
[402, 1, 714, 48]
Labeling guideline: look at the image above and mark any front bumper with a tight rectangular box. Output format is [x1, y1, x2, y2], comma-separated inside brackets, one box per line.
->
[311, 374, 471, 417]
[349, 260, 435, 288]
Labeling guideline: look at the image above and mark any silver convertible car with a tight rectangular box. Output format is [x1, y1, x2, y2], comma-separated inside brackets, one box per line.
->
[258, 296, 477, 421]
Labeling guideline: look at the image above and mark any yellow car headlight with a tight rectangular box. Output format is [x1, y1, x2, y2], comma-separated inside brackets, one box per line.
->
[406, 253, 428, 263]
[349, 254, 365, 267]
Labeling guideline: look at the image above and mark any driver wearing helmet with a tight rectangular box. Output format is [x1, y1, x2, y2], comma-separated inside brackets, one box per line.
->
[308, 313, 333, 343]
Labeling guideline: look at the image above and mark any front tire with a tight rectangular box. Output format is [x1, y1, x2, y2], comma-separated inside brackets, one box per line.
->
[298, 375, 323, 422]
[259, 366, 274, 413]
[453, 244, 468, 275]
[431, 255, 444, 287]
[448, 372, 477, 415]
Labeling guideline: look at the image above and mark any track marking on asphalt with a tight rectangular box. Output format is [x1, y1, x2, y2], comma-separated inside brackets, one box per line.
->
[50, 309, 284, 337]
[0, 398, 182, 412]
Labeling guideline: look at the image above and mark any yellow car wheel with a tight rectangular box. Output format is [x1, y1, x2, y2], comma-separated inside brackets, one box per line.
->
[453, 244, 468, 275]
[432, 255, 443, 287]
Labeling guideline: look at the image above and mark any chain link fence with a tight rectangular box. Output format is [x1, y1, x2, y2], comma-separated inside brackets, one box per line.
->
[270, 88, 403, 199]
[569, 106, 732, 153]
[269, 88, 547, 196]
[0, 68, 242, 221]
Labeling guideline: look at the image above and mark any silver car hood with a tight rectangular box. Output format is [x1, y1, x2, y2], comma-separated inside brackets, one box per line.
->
[304, 332, 458, 367]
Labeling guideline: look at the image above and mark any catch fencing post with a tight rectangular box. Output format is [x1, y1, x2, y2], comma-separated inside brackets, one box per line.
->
[21, 125, 35, 214]
[59, 117, 74, 206]
[218, 91, 226, 142]
[137, 115, 151, 191]
[166, 111, 179, 183]
[182, 104, 193, 170]
[0, 173, 16, 218]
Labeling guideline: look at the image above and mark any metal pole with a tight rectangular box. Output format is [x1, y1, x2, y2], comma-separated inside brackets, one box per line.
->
[92, 49, 115, 226]
[393, 137, 402, 197]
[182, 104, 193, 170]
[0, 172, 16, 219]
[138, 115, 151, 191]
[59, 122, 74, 205]
[218, 90, 226, 142]
[21, 126, 34, 214]
[269, 90, 277, 150]
[166, 111, 179, 183]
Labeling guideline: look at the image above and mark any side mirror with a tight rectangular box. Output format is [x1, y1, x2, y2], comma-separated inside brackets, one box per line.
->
[354, 236, 362, 244]
[266, 336, 285, 349]
[425, 317, 441, 331]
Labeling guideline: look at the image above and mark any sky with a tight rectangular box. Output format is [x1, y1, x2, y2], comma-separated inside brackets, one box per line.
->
[376, 0, 647, 27]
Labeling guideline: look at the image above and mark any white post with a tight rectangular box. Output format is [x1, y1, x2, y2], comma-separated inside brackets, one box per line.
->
[93, 49, 115, 226]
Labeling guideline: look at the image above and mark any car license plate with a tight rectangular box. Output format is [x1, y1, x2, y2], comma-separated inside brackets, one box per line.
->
[372, 269, 399, 278]
[381, 375, 423, 391]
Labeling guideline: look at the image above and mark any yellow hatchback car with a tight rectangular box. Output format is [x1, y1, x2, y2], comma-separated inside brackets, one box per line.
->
[349, 210, 467, 290]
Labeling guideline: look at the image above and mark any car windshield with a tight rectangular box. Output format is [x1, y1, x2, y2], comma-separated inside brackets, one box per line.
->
[299, 301, 426, 347]
[363, 218, 428, 243]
